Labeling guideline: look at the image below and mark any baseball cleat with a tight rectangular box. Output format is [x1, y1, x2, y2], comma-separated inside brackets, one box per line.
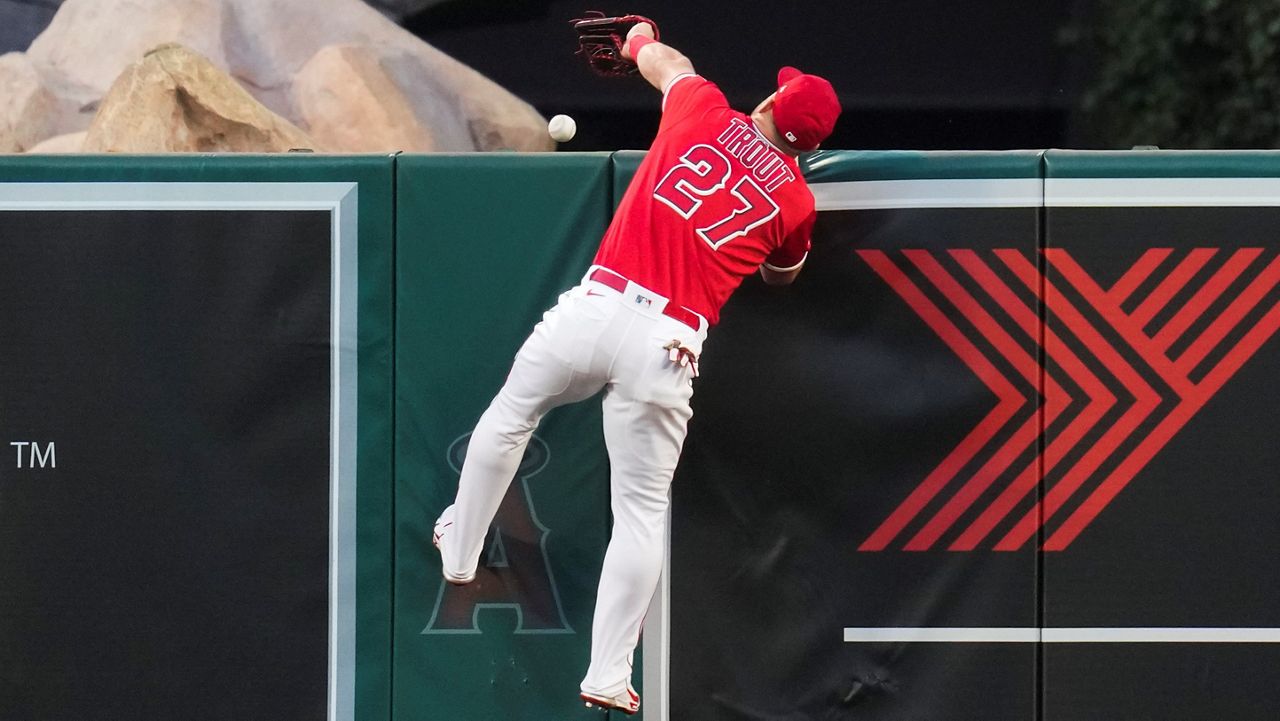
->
[433, 505, 476, 586]
[580, 684, 640, 715]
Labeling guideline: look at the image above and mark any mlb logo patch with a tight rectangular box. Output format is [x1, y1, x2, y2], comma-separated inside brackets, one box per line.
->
[634, 294, 652, 308]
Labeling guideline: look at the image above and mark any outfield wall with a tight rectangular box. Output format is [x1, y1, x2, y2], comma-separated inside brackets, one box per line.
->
[1, 151, 1278, 721]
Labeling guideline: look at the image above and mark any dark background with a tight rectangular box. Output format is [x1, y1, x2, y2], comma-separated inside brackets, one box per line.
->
[407, 0, 1088, 152]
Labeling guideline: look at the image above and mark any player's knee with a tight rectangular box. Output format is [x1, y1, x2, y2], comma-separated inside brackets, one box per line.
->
[476, 412, 538, 456]
[485, 397, 542, 443]
[493, 421, 537, 454]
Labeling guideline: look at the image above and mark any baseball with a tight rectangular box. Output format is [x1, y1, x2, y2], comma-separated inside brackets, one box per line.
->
[548, 114, 577, 143]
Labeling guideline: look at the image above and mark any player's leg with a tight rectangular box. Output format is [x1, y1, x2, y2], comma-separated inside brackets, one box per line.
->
[581, 338, 694, 701]
[439, 290, 615, 582]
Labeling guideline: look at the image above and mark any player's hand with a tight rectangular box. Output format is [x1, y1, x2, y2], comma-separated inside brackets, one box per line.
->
[621, 22, 656, 60]
[627, 22, 656, 41]
[571, 13, 660, 77]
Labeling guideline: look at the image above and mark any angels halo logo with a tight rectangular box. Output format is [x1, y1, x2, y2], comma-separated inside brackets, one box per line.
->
[424, 433, 573, 634]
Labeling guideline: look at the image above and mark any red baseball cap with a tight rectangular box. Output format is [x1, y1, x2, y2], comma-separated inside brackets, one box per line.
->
[772, 66, 841, 152]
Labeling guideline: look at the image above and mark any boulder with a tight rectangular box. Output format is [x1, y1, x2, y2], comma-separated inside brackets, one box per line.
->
[26, 0, 552, 152]
[225, 0, 552, 151]
[83, 43, 318, 153]
[0, 52, 59, 152]
[27, 130, 86, 153]
[293, 44, 437, 152]
[29, 0, 233, 103]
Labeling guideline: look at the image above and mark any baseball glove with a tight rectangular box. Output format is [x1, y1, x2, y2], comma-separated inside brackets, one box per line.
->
[570, 11, 659, 77]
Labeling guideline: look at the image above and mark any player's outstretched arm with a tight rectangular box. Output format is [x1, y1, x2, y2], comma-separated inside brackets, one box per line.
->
[622, 22, 695, 93]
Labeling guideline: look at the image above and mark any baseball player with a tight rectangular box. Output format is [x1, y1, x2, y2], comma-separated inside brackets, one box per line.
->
[433, 14, 840, 715]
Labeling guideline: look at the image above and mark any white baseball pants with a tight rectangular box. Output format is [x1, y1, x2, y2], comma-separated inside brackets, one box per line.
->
[440, 266, 707, 697]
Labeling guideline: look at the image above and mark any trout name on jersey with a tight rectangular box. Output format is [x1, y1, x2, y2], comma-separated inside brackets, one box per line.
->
[715, 118, 797, 193]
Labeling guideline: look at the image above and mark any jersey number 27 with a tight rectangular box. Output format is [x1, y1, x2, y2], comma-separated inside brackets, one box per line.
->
[652, 144, 780, 250]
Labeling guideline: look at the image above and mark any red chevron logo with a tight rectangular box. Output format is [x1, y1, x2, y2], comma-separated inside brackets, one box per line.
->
[858, 248, 1280, 551]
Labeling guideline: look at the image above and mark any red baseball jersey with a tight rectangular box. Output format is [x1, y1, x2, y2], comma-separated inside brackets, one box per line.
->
[593, 74, 817, 325]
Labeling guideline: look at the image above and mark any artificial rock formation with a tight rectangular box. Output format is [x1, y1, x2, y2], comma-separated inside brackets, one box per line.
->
[0, 53, 60, 152]
[27, 131, 86, 154]
[10, 0, 552, 153]
[83, 43, 318, 153]
[293, 44, 437, 153]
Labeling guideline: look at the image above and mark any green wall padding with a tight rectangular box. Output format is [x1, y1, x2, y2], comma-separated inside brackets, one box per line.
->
[393, 153, 614, 721]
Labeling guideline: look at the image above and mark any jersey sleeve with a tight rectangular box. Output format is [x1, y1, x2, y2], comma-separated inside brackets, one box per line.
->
[763, 210, 815, 272]
[659, 74, 729, 132]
